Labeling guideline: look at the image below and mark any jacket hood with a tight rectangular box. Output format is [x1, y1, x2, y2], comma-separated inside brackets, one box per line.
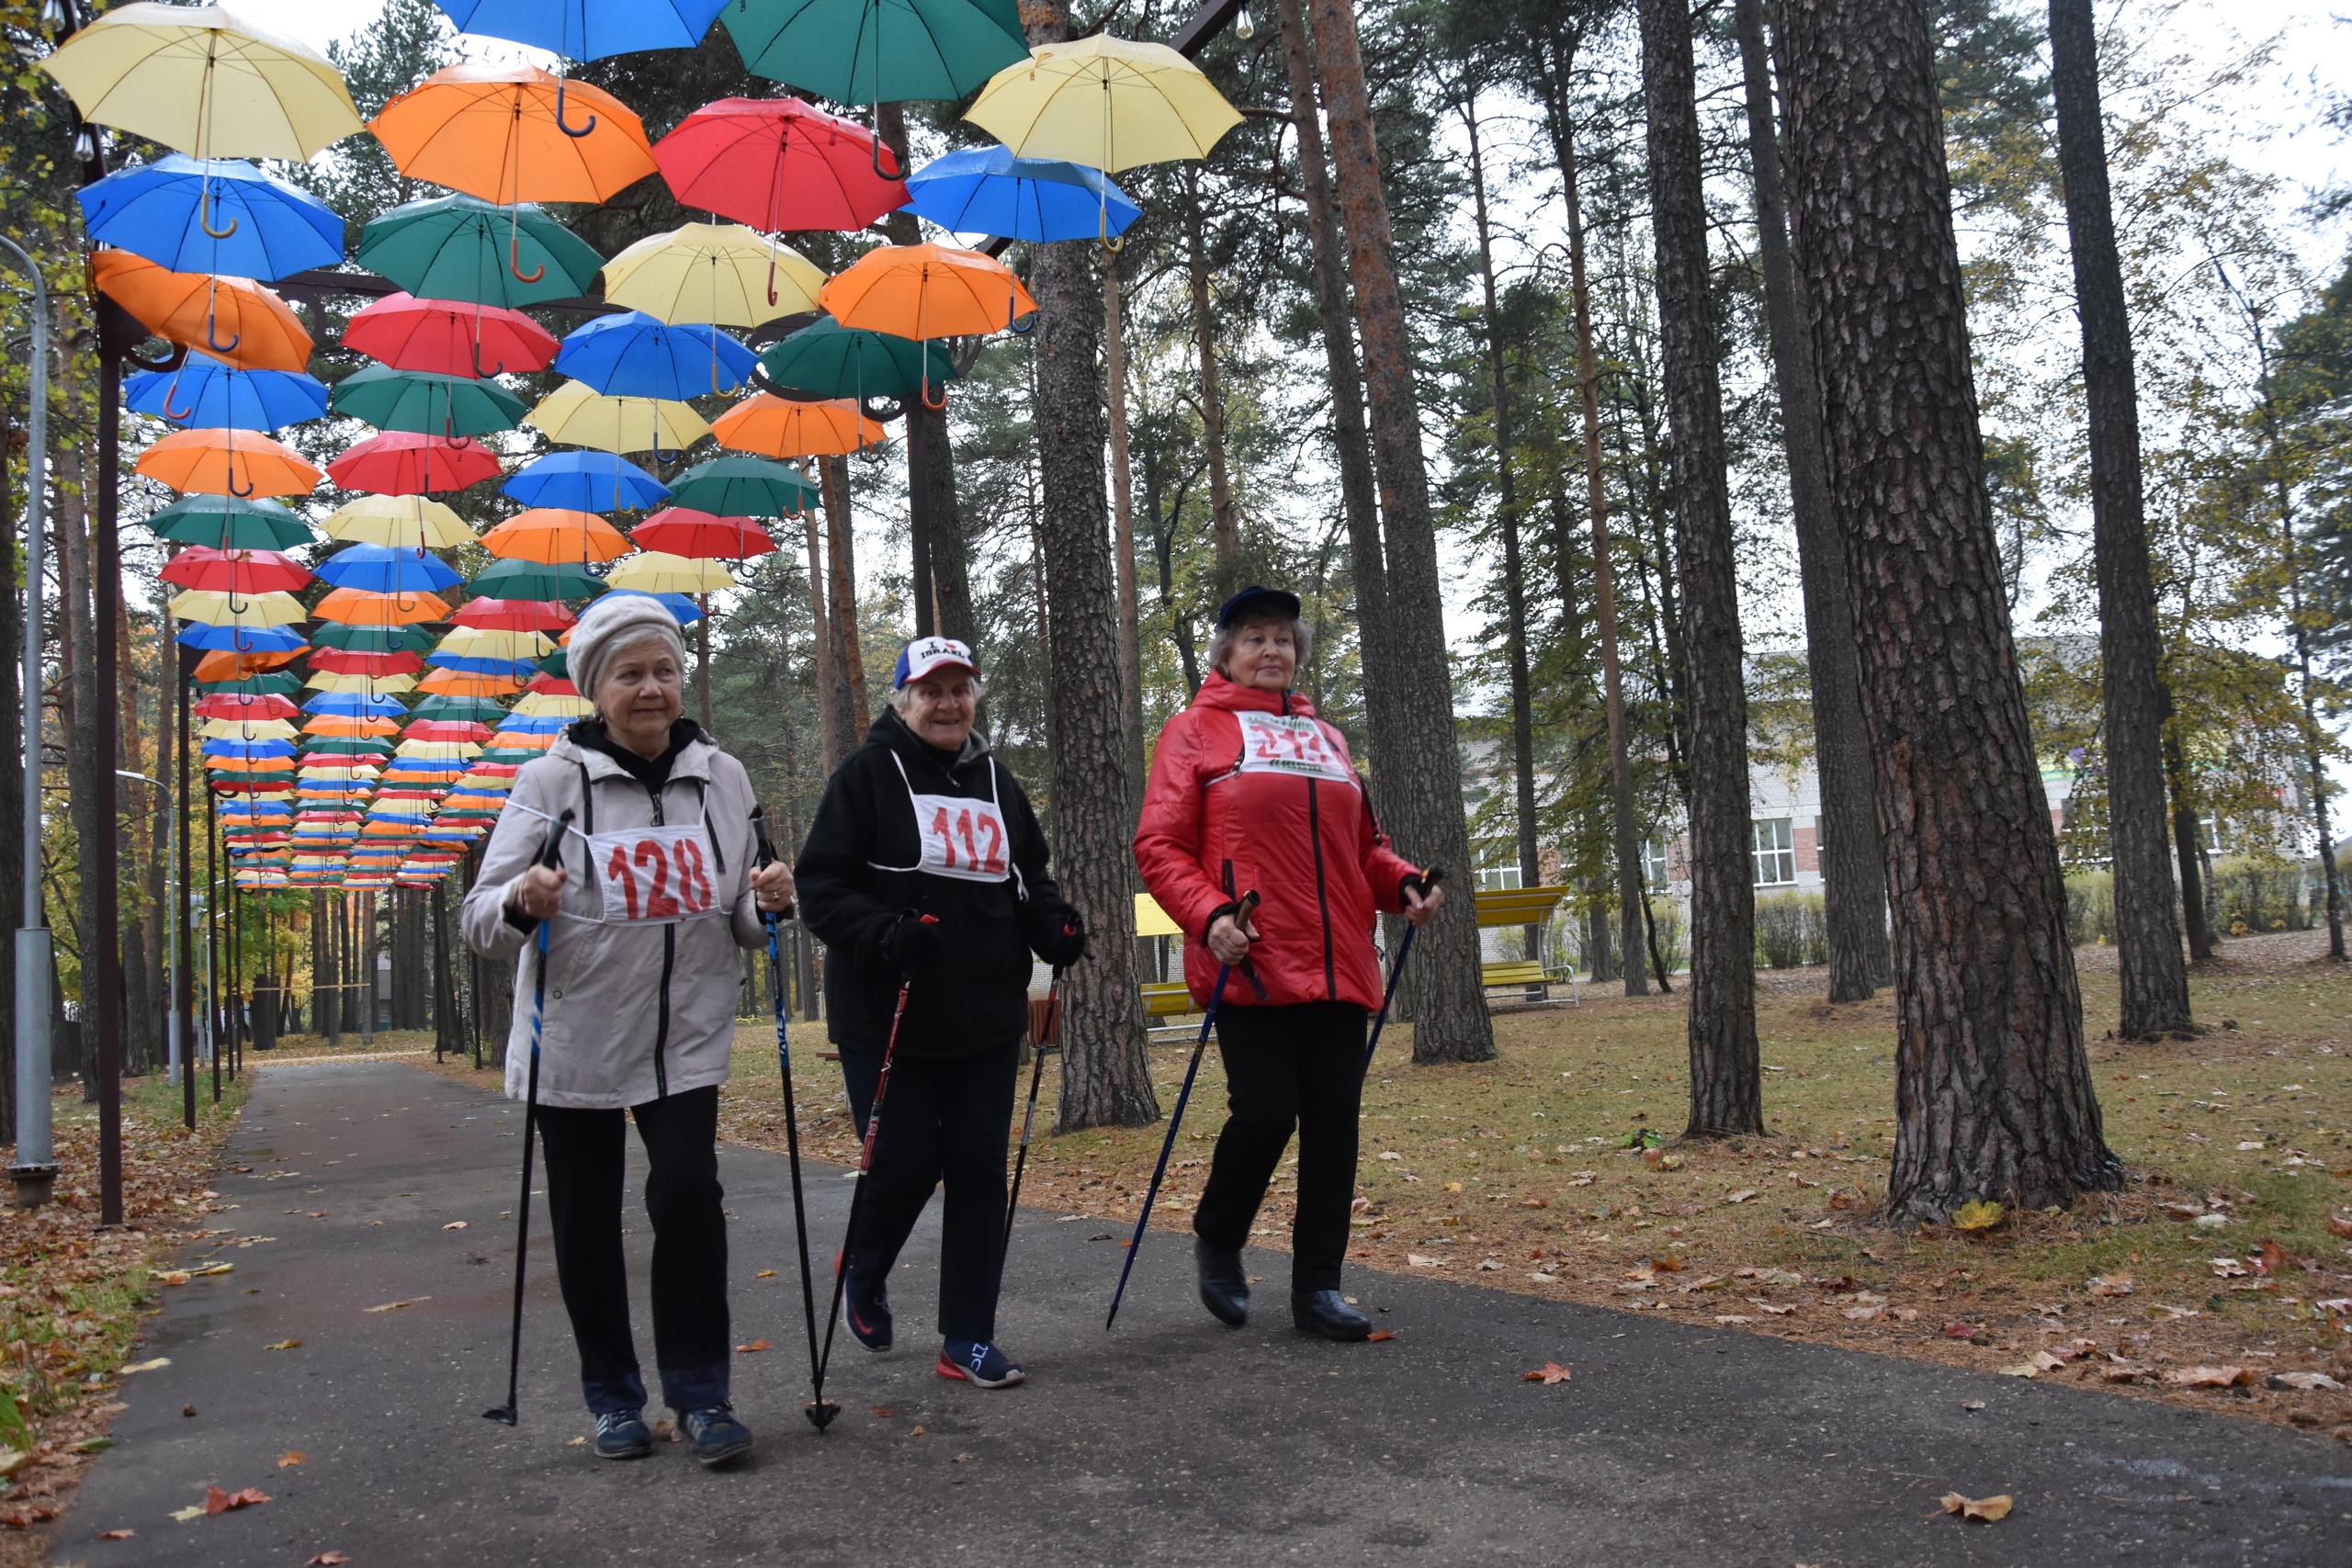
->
[869, 704, 992, 776]
[1192, 669, 1315, 718]
[548, 724, 718, 784]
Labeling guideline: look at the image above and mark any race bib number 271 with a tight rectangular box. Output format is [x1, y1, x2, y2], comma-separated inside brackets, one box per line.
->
[1235, 710, 1356, 784]
[589, 824, 719, 924]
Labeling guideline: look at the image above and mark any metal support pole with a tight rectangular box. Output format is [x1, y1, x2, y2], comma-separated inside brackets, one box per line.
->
[905, 401, 936, 638]
[176, 647, 194, 1127]
[92, 300, 135, 1227]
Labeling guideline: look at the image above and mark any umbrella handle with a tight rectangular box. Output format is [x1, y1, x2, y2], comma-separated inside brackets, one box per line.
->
[203, 287, 242, 355]
[1008, 288, 1035, 337]
[509, 235, 545, 286]
[766, 254, 780, 309]
[227, 467, 254, 499]
[162, 371, 198, 423]
[1098, 201, 1124, 256]
[553, 78, 598, 140]
[199, 186, 240, 241]
[869, 133, 900, 185]
[920, 374, 946, 412]
[472, 339, 508, 378]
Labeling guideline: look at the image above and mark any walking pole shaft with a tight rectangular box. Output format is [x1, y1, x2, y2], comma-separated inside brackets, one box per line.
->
[751, 808, 826, 1432]
[1002, 969, 1060, 1261]
[1363, 869, 1444, 1071]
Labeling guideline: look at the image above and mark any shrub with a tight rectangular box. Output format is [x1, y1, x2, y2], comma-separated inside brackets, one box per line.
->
[2064, 869, 2114, 947]
[2211, 856, 2307, 937]
[1754, 892, 1827, 968]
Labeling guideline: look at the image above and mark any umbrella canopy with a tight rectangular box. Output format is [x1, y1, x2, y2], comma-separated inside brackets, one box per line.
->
[755, 316, 951, 400]
[413, 694, 514, 720]
[135, 427, 322, 497]
[450, 597, 575, 633]
[437, 626, 554, 660]
[168, 588, 307, 627]
[524, 381, 711, 456]
[420, 669, 530, 697]
[370, 62, 658, 207]
[76, 155, 344, 281]
[38, 4, 366, 162]
[431, 0, 730, 60]
[306, 693, 409, 716]
[631, 508, 775, 560]
[159, 546, 311, 594]
[309, 648, 425, 677]
[902, 145, 1139, 242]
[306, 667, 423, 694]
[652, 95, 906, 232]
[604, 551, 733, 593]
[197, 668, 303, 692]
[311, 622, 436, 653]
[596, 588, 702, 624]
[721, 0, 1027, 106]
[713, 391, 884, 457]
[820, 242, 1033, 341]
[313, 543, 465, 594]
[177, 621, 306, 653]
[480, 507, 633, 564]
[326, 432, 503, 496]
[357, 192, 604, 309]
[663, 454, 820, 515]
[553, 310, 757, 399]
[329, 365, 527, 436]
[468, 558, 608, 600]
[90, 252, 311, 373]
[427, 651, 540, 679]
[599, 222, 824, 327]
[319, 494, 477, 549]
[145, 493, 312, 550]
[313, 588, 452, 626]
[198, 717, 298, 740]
[126, 351, 327, 432]
[501, 451, 669, 512]
[964, 35, 1243, 173]
[192, 692, 299, 719]
[344, 292, 559, 377]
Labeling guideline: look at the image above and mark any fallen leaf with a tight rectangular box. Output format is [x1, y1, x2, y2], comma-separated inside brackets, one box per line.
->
[2165, 1365, 2256, 1388]
[1724, 1189, 1758, 1204]
[1443, 1181, 1464, 1193]
[2252, 1239, 2288, 1276]
[1366, 1329, 1396, 1342]
[307, 1554, 351, 1565]
[2158, 1201, 2206, 1221]
[735, 1339, 771, 1353]
[169, 1506, 207, 1522]
[205, 1484, 270, 1514]
[156, 1270, 192, 1286]
[1996, 1363, 2040, 1378]
[1952, 1200, 2005, 1233]
[363, 1297, 428, 1313]
[2325, 1215, 2352, 1240]
[277, 1450, 306, 1468]
[2087, 1273, 2133, 1297]
[1943, 1321, 1980, 1339]
[2211, 1258, 2249, 1279]
[1406, 1253, 1444, 1269]
[119, 1357, 171, 1374]
[2269, 1371, 2346, 1392]
[1939, 1493, 2013, 1522]
[306, 1211, 326, 1218]
[871, 1407, 894, 1418]
[265, 1339, 301, 1351]
[1521, 1196, 1548, 1208]
[442, 1221, 468, 1231]
[755, 1269, 778, 1279]
[910, 1425, 926, 1437]
[1521, 1361, 1571, 1385]
[99, 1529, 135, 1540]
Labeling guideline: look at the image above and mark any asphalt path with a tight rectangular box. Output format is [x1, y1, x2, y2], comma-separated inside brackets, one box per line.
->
[62, 1060, 2352, 1566]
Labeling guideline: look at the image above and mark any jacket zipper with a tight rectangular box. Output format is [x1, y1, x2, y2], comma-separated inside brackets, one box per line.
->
[1307, 776, 1334, 998]
[649, 776, 673, 1099]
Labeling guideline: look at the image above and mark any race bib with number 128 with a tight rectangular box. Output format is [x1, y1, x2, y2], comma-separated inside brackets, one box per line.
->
[587, 824, 721, 924]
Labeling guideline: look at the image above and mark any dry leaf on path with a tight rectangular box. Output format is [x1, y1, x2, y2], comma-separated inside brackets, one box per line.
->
[871, 1407, 894, 1417]
[99, 1529, 134, 1540]
[1366, 1329, 1396, 1342]
[364, 1297, 429, 1313]
[2086, 1273, 2133, 1297]
[442, 1221, 468, 1231]
[1939, 1493, 2013, 1522]
[2268, 1371, 2345, 1392]
[1724, 1190, 1758, 1204]
[266, 1339, 301, 1351]
[277, 1450, 306, 1468]
[2165, 1365, 2255, 1388]
[205, 1484, 269, 1514]
[169, 1505, 208, 1522]
[755, 1269, 777, 1279]
[735, 1339, 771, 1353]
[307, 1554, 351, 1565]
[1407, 1253, 1444, 1268]
[120, 1357, 171, 1374]
[1521, 1361, 1572, 1385]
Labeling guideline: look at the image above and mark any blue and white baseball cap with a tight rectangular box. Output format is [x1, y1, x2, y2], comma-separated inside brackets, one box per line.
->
[893, 635, 978, 688]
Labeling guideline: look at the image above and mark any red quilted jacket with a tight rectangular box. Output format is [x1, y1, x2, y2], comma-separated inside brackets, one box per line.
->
[1134, 672, 1421, 1011]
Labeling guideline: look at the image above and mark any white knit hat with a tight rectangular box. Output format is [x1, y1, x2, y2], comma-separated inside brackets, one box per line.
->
[568, 592, 686, 708]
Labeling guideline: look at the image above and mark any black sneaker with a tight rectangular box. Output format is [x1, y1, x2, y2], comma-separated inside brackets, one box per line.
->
[678, 1404, 754, 1466]
[594, 1409, 653, 1460]
[1196, 1236, 1248, 1327]
[846, 1269, 893, 1351]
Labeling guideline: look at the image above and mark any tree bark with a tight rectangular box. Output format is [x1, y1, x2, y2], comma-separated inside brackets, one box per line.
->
[802, 500, 842, 770]
[1307, 0, 1493, 1063]
[1779, 0, 2121, 1218]
[1104, 252, 1145, 807]
[1024, 1, 1151, 1131]
[2049, 0, 2192, 1036]
[0, 390, 14, 1124]
[1182, 163, 1243, 604]
[1641, 0, 1760, 1137]
[1736, 0, 1889, 1001]
[925, 377, 979, 655]
[2163, 723, 2213, 962]
[55, 439, 101, 1095]
[820, 456, 870, 739]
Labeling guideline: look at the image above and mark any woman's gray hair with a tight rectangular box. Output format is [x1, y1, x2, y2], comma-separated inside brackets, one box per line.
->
[1208, 613, 1312, 679]
[888, 671, 985, 715]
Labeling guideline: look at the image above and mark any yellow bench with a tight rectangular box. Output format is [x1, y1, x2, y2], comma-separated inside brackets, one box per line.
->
[1473, 885, 1575, 1003]
[1141, 980, 1196, 1019]
[1480, 959, 1548, 995]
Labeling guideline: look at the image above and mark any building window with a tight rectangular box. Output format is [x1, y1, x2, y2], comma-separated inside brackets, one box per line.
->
[1474, 859, 1523, 892]
[1752, 818, 1796, 886]
[1643, 840, 1671, 892]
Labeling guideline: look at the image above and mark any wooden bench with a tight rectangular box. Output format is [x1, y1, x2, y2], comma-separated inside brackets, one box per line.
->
[1480, 959, 1549, 996]
[1472, 885, 1576, 1003]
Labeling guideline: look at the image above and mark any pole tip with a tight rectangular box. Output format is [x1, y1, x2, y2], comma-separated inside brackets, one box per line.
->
[805, 1399, 840, 1431]
[482, 1405, 517, 1426]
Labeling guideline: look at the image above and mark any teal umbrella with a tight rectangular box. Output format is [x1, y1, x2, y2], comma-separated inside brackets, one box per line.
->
[468, 558, 608, 599]
[412, 694, 511, 721]
[301, 738, 396, 756]
[665, 455, 820, 517]
[311, 623, 437, 654]
[356, 193, 605, 309]
[147, 494, 313, 550]
[758, 317, 955, 401]
[199, 673, 304, 696]
[330, 366, 528, 437]
[722, 0, 1028, 106]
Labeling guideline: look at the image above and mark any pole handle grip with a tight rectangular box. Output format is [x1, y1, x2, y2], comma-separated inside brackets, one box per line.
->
[751, 803, 779, 871]
[536, 808, 573, 871]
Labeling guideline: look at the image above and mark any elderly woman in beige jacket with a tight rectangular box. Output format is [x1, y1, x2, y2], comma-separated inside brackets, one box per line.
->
[464, 592, 792, 1467]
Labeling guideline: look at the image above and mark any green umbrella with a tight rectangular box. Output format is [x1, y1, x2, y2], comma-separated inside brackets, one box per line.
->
[148, 495, 313, 550]
[722, 0, 1028, 105]
[665, 455, 821, 518]
[330, 366, 527, 437]
[301, 738, 395, 756]
[538, 648, 569, 680]
[199, 673, 304, 696]
[310, 622, 437, 654]
[356, 193, 605, 309]
[412, 694, 511, 721]
[759, 318, 955, 402]
[477, 746, 546, 764]
[468, 558, 608, 600]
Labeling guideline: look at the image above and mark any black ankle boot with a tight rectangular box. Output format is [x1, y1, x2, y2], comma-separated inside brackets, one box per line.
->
[1195, 1236, 1248, 1327]
[1291, 1289, 1371, 1341]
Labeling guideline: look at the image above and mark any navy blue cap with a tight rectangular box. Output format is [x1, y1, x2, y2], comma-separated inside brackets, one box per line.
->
[1216, 584, 1302, 628]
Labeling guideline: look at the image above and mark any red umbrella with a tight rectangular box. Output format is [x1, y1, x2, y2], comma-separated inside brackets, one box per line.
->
[450, 597, 576, 633]
[159, 547, 311, 594]
[526, 672, 580, 696]
[653, 96, 909, 234]
[403, 719, 493, 741]
[630, 507, 775, 560]
[344, 292, 560, 377]
[327, 432, 503, 496]
[191, 693, 300, 720]
[309, 649, 426, 677]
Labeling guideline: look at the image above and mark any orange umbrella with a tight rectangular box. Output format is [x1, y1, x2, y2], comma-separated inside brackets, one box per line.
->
[312, 587, 450, 626]
[135, 427, 322, 497]
[480, 507, 632, 564]
[819, 243, 1035, 341]
[194, 644, 305, 682]
[369, 63, 657, 206]
[91, 252, 312, 373]
[713, 393, 883, 457]
[301, 716, 401, 738]
[419, 668, 527, 697]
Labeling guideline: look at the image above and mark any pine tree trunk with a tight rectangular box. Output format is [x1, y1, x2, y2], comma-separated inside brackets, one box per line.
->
[1778, 0, 2121, 1218]
[2049, 0, 2191, 1037]
[1182, 164, 1242, 604]
[1022, 1, 1150, 1131]
[1104, 254, 1145, 806]
[1641, 0, 1760, 1137]
[1736, 0, 1889, 1002]
[0, 389, 14, 1127]
[802, 502, 842, 771]
[1307, 0, 1493, 1063]
[54, 441, 102, 1097]
[924, 391, 979, 655]
[821, 456, 870, 736]
[2164, 725, 2214, 961]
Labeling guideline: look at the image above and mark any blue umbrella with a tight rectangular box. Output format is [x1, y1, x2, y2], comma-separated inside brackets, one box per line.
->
[126, 353, 328, 433]
[902, 147, 1140, 242]
[554, 311, 757, 400]
[502, 450, 671, 512]
[77, 155, 345, 280]
[177, 623, 306, 653]
[304, 694, 409, 719]
[427, 652, 541, 679]
[603, 588, 704, 625]
[432, 0, 729, 61]
[201, 740, 296, 758]
[312, 544, 464, 595]
[494, 715, 571, 734]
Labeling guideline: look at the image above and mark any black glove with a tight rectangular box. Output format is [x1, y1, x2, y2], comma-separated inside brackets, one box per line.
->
[1038, 903, 1087, 967]
[1399, 870, 1440, 907]
[883, 912, 947, 975]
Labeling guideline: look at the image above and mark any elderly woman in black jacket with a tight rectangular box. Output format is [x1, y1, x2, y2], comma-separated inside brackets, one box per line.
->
[796, 636, 1084, 1389]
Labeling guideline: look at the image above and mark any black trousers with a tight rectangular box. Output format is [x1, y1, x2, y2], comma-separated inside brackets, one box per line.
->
[536, 1085, 729, 1416]
[840, 1039, 1019, 1345]
[1193, 1000, 1368, 1292]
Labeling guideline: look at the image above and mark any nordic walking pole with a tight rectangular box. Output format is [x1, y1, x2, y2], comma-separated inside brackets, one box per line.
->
[750, 807, 825, 1436]
[1001, 967, 1063, 1266]
[1363, 867, 1445, 1071]
[1106, 890, 1258, 1332]
[808, 914, 936, 1431]
[484, 807, 574, 1427]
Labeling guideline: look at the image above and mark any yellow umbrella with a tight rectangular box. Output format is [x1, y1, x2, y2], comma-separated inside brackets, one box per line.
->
[435, 626, 554, 660]
[198, 717, 297, 739]
[604, 552, 734, 594]
[303, 671, 419, 695]
[392, 740, 481, 761]
[318, 494, 475, 549]
[168, 588, 306, 626]
[600, 222, 825, 326]
[513, 691, 594, 718]
[964, 35, 1242, 174]
[38, 3, 364, 162]
[525, 381, 711, 456]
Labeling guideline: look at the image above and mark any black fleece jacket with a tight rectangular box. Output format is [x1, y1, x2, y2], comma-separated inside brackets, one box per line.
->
[795, 708, 1071, 1058]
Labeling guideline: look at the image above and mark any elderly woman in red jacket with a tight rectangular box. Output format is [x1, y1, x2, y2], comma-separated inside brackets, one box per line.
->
[1133, 585, 1445, 1340]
